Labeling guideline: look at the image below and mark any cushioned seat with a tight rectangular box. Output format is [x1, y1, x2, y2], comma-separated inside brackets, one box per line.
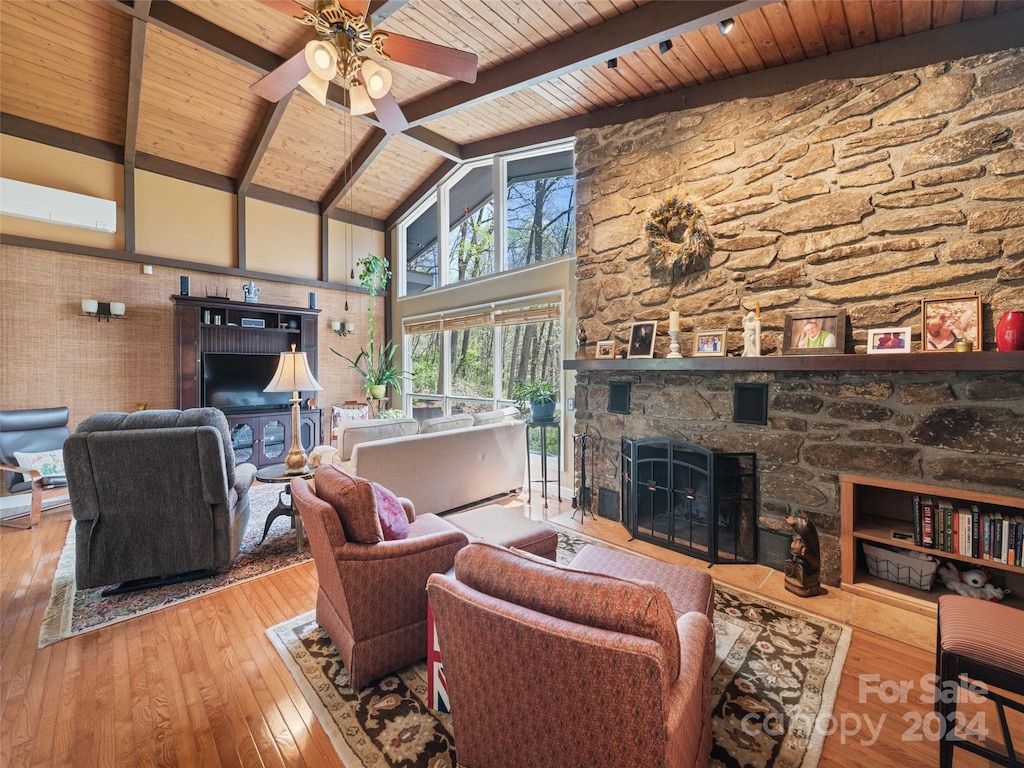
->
[936, 594, 1024, 768]
[444, 504, 558, 560]
[0, 407, 72, 529]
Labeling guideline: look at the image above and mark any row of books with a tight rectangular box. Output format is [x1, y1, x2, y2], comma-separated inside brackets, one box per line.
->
[911, 495, 1024, 565]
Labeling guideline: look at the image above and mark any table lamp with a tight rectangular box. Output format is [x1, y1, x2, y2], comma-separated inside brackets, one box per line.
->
[264, 344, 323, 474]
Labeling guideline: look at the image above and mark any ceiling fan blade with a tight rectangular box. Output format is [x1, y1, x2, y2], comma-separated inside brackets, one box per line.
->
[251, 49, 309, 102]
[339, 0, 370, 19]
[368, 90, 408, 134]
[381, 33, 478, 83]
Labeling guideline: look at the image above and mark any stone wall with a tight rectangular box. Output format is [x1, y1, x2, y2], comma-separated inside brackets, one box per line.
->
[571, 48, 1024, 585]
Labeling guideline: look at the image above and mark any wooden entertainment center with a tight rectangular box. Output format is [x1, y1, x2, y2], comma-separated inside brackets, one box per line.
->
[172, 295, 322, 468]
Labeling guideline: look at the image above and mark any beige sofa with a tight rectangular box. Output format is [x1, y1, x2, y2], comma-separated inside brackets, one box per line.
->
[318, 410, 527, 516]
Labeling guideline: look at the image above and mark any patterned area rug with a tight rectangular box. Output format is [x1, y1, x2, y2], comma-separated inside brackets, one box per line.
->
[267, 530, 851, 768]
[38, 483, 310, 647]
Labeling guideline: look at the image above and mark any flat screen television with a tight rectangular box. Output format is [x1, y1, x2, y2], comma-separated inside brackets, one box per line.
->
[202, 353, 291, 413]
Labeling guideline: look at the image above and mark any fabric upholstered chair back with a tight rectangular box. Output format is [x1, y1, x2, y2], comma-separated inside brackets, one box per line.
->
[426, 543, 714, 768]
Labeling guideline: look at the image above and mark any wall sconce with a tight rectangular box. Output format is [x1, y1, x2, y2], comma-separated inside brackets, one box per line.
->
[82, 299, 125, 321]
[331, 321, 355, 336]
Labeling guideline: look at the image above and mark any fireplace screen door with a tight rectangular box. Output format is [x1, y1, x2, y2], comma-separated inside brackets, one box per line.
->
[621, 438, 757, 564]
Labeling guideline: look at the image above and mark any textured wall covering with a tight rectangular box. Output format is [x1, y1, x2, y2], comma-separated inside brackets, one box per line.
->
[571, 48, 1024, 584]
[0, 245, 383, 442]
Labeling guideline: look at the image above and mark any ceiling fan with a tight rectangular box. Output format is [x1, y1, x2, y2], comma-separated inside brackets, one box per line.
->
[251, 0, 478, 133]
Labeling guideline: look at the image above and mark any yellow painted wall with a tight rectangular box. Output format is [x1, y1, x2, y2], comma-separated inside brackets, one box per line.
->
[0, 135, 123, 250]
[135, 171, 235, 266]
[328, 218, 386, 284]
[246, 199, 319, 279]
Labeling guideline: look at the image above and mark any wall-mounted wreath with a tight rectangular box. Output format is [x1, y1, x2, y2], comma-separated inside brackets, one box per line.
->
[645, 196, 713, 280]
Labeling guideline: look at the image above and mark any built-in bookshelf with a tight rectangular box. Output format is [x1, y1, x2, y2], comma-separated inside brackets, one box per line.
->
[840, 474, 1024, 616]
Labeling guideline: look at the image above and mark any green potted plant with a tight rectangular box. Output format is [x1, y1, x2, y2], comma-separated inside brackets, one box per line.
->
[334, 337, 407, 399]
[511, 379, 558, 421]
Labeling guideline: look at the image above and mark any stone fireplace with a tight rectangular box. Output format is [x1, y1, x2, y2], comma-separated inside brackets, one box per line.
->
[567, 47, 1024, 586]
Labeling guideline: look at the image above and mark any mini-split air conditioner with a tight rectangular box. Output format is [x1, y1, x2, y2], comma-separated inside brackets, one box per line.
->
[0, 178, 117, 233]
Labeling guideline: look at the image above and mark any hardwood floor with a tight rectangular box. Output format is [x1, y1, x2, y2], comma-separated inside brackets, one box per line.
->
[1, 495, 1017, 766]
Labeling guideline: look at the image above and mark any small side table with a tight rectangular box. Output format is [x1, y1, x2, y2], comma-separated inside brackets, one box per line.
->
[255, 463, 312, 552]
[525, 418, 561, 514]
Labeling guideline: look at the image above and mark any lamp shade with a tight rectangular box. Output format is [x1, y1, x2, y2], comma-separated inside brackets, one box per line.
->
[361, 60, 392, 99]
[304, 40, 338, 81]
[264, 346, 323, 393]
[349, 83, 374, 115]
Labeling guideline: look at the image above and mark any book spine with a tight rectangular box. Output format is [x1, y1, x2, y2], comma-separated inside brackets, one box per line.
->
[921, 497, 935, 548]
[971, 505, 981, 559]
[912, 494, 922, 548]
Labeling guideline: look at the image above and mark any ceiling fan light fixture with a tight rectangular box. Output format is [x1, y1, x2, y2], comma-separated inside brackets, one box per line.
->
[304, 40, 339, 81]
[298, 72, 330, 105]
[361, 59, 392, 99]
[718, 18, 735, 35]
[349, 83, 374, 115]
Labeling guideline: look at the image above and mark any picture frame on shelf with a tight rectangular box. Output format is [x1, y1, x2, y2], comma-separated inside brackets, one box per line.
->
[866, 326, 912, 354]
[693, 328, 727, 357]
[595, 340, 615, 359]
[626, 321, 657, 359]
[783, 309, 846, 355]
[922, 295, 982, 352]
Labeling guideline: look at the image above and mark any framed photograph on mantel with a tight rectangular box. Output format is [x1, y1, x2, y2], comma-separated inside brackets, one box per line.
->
[782, 309, 846, 355]
[595, 340, 615, 359]
[922, 295, 981, 352]
[867, 326, 912, 354]
[693, 329, 727, 357]
[627, 321, 657, 359]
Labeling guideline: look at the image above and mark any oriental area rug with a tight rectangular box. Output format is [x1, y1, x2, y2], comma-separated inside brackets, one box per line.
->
[39, 483, 310, 648]
[268, 530, 851, 768]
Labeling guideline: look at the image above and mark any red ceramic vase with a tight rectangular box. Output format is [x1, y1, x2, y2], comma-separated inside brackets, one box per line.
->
[996, 311, 1024, 351]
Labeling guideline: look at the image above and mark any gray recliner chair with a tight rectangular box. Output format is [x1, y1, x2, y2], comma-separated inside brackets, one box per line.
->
[64, 408, 256, 592]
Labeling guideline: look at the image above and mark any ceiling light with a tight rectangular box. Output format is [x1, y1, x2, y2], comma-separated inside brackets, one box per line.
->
[607, 58, 617, 69]
[349, 83, 374, 115]
[361, 60, 392, 99]
[718, 18, 735, 35]
[297, 40, 338, 105]
[659, 40, 673, 54]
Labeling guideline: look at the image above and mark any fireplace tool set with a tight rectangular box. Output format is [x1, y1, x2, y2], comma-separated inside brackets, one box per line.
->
[572, 426, 601, 522]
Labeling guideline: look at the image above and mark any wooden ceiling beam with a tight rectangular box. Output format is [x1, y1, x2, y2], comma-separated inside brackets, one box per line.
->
[401, 0, 769, 127]
[0, 113, 123, 163]
[238, 93, 293, 195]
[320, 129, 391, 214]
[123, 4, 149, 253]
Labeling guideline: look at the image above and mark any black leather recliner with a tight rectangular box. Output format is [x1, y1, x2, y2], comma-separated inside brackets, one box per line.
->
[0, 407, 71, 529]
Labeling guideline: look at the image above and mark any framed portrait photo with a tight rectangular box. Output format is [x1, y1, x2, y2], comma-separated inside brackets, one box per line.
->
[626, 321, 657, 359]
[693, 328, 727, 357]
[783, 309, 846, 355]
[922, 295, 982, 352]
[866, 326, 912, 354]
[595, 340, 615, 359]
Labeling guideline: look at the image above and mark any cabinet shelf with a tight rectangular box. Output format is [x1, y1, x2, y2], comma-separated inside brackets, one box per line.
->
[841, 474, 1024, 616]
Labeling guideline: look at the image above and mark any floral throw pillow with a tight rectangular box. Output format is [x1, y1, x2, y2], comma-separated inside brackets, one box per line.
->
[13, 449, 65, 482]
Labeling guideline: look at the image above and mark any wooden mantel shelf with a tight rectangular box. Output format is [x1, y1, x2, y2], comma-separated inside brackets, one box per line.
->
[565, 350, 1024, 373]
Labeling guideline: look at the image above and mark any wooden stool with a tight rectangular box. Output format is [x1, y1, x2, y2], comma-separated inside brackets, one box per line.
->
[936, 594, 1024, 767]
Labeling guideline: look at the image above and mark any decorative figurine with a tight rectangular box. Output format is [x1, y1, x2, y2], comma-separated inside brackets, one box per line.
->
[742, 301, 761, 357]
[784, 514, 823, 597]
[242, 280, 261, 303]
[577, 322, 588, 358]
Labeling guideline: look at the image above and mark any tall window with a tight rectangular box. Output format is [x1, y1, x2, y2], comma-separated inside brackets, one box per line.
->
[398, 142, 575, 296]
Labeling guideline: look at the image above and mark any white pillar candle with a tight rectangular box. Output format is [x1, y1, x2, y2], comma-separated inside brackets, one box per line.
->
[109, 302, 125, 316]
[82, 299, 98, 314]
[669, 311, 680, 332]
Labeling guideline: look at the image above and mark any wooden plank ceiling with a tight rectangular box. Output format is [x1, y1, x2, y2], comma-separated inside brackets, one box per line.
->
[2, 0, 1022, 225]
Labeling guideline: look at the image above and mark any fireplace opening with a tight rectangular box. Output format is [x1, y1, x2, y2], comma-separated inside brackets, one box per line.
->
[621, 437, 757, 564]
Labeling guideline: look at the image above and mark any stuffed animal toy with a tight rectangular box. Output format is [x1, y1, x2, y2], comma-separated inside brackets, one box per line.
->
[936, 562, 1008, 601]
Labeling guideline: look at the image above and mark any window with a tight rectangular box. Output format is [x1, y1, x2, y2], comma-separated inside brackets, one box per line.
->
[404, 298, 562, 419]
[398, 141, 575, 296]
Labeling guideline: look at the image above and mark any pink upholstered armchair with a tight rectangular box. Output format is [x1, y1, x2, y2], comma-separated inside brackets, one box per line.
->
[426, 543, 715, 768]
[290, 466, 469, 690]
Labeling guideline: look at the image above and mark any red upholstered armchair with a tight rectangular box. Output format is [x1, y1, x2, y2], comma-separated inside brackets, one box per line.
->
[427, 543, 715, 768]
[290, 466, 470, 690]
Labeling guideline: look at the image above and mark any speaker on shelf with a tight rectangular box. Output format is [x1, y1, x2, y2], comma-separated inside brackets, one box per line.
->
[179, 275, 190, 296]
[309, 291, 317, 309]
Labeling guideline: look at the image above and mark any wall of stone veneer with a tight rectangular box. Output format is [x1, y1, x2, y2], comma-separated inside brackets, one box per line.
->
[571, 48, 1024, 585]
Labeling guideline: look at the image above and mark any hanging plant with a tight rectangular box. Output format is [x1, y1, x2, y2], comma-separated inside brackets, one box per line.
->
[645, 196, 713, 280]
[355, 254, 391, 346]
